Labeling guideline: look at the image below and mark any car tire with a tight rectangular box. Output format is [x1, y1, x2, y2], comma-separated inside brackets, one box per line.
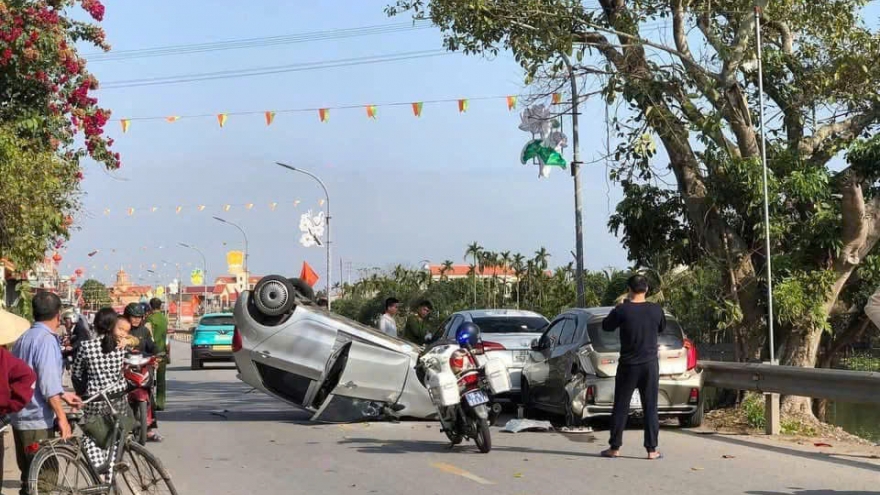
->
[288, 278, 316, 302]
[191, 352, 203, 371]
[253, 275, 297, 317]
[679, 400, 704, 428]
[520, 379, 536, 418]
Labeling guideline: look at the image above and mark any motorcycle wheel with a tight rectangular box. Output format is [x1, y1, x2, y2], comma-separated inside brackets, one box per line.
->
[441, 411, 463, 445]
[137, 401, 148, 445]
[473, 417, 491, 453]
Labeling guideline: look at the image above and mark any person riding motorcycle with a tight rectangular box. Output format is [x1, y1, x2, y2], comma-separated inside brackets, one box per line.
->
[122, 303, 162, 441]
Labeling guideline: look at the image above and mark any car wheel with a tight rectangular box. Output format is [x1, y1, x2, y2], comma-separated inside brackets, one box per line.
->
[253, 275, 297, 317]
[679, 400, 704, 428]
[191, 352, 203, 371]
[288, 278, 316, 302]
[520, 379, 536, 418]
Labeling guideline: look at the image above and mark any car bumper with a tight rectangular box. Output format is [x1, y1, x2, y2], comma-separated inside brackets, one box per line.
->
[571, 370, 704, 419]
[192, 345, 234, 361]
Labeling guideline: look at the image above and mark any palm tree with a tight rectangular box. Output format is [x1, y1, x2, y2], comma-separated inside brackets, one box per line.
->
[440, 260, 454, 281]
[464, 242, 482, 306]
[512, 253, 526, 309]
[534, 247, 551, 271]
[499, 251, 512, 304]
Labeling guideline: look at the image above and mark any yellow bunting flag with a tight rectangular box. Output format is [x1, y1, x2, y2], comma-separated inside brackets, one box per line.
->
[293, 200, 301, 207]
[217, 113, 228, 128]
[223, 204, 231, 212]
[507, 96, 517, 111]
[176, 206, 182, 214]
[318, 199, 326, 206]
[318, 108, 329, 122]
[458, 99, 469, 113]
[366, 105, 377, 120]
[127, 208, 134, 216]
[120, 119, 131, 133]
[151, 206, 158, 213]
[270, 202, 277, 211]
[104, 265, 108, 270]
[246, 203, 254, 210]
[165, 116, 180, 123]
[265, 111, 275, 126]
[103, 208, 110, 215]
[412, 102, 423, 117]
[552, 93, 563, 104]
[198, 205, 206, 211]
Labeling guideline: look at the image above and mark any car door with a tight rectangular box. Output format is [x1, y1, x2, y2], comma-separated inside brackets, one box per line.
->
[546, 316, 580, 407]
[525, 318, 566, 404]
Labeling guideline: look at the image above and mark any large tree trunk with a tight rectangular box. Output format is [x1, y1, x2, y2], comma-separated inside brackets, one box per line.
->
[778, 325, 825, 415]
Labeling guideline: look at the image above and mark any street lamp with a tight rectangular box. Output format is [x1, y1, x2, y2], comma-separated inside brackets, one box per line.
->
[213, 216, 249, 291]
[274, 162, 332, 311]
[179, 243, 209, 315]
[560, 53, 587, 308]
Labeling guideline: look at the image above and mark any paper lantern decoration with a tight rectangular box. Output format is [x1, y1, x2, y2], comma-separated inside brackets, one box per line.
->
[75, 267, 84, 277]
[52, 252, 62, 264]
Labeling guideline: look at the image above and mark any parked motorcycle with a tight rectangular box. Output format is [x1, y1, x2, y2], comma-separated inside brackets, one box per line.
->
[124, 352, 164, 445]
[418, 322, 511, 453]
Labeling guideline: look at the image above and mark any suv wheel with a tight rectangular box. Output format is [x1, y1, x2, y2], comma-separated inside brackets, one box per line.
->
[679, 400, 704, 428]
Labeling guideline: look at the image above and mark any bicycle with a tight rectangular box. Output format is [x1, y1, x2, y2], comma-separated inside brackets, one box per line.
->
[27, 383, 178, 494]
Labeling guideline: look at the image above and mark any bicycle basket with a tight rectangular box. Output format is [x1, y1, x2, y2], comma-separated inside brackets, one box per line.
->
[81, 406, 136, 450]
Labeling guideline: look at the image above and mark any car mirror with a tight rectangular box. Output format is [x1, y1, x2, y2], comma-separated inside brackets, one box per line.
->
[530, 338, 541, 350]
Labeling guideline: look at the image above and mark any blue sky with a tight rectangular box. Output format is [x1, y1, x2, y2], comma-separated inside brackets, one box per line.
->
[67, 0, 627, 287]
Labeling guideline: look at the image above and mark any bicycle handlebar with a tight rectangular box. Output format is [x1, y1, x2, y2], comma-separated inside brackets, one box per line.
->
[81, 381, 132, 405]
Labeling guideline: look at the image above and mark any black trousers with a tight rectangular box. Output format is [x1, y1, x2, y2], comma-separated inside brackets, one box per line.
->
[609, 360, 660, 452]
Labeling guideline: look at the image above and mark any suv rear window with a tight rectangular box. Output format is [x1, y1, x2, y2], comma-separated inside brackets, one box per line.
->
[472, 316, 548, 334]
[587, 318, 685, 352]
[200, 316, 235, 327]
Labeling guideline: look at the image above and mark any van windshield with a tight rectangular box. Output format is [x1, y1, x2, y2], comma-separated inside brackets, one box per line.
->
[587, 318, 685, 352]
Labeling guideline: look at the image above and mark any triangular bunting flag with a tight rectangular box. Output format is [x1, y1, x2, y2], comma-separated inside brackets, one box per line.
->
[552, 93, 563, 104]
[265, 111, 276, 126]
[300, 262, 320, 287]
[127, 208, 134, 216]
[318, 108, 329, 122]
[165, 116, 180, 123]
[366, 105, 377, 120]
[151, 206, 158, 213]
[412, 102, 423, 117]
[120, 119, 130, 133]
[223, 204, 231, 212]
[318, 199, 325, 206]
[176, 206, 182, 214]
[103, 208, 110, 215]
[507, 96, 517, 111]
[198, 205, 206, 211]
[293, 200, 301, 207]
[270, 202, 277, 211]
[217, 113, 228, 128]
[246, 203, 254, 210]
[458, 99, 469, 113]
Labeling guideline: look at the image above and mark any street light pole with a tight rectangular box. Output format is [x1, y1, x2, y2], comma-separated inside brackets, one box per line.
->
[213, 217, 249, 291]
[560, 53, 587, 308]
[275, 162, 332, 311]
[179, 243, 209, 315]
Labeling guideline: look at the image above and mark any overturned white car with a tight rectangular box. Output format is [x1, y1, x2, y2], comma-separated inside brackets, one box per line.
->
[232, 276, 437, 422]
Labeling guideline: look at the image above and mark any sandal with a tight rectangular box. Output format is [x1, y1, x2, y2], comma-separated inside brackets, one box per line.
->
[601, 449, 620, 458]
[647, 452, 663, 460]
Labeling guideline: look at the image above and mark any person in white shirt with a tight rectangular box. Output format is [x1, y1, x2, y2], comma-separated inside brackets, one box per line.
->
[378, 297, 399, 338]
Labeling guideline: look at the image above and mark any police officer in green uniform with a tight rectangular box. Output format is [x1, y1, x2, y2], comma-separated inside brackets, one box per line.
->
[144, 298, 168, 410]
[401, 300, 433, 346]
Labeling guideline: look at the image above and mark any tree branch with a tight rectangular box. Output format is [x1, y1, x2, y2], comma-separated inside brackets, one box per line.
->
[672, 0, 721, 102]
[719, 8, 756, 88]
[800, 108, 880, 164]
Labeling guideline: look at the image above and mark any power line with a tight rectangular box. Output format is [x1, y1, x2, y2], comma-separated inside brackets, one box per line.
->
[99, 50, 451, 89]
[84, 21, 433, 62]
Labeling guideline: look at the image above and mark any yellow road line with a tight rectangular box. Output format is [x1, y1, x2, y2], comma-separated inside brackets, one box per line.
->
[430, 462, 495, 485]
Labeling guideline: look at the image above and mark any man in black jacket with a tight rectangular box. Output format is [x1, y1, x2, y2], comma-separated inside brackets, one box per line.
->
[600, 274, 665, 460]
[122, 303, 162, 441]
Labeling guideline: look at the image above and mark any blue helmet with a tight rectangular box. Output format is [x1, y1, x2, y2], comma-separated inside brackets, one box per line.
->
[455, 322, 481, 348]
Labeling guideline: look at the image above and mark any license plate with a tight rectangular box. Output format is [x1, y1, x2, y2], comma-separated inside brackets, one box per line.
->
[464, 390, 489, 407]
[515, 350, 529, 362]
[213, 345, 232, 351]
[630, 394, 642, 409]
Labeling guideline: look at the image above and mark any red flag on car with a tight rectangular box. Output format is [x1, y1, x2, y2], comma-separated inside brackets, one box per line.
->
[300, 262, 319, 287]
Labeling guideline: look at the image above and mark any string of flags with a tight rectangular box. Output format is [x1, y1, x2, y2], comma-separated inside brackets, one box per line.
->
[113, 93, 565, 133]
[95, 198, 325, 217]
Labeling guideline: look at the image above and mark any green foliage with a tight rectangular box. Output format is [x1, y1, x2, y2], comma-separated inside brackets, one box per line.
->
[773, 271, 836, 332]
[839, 353, 880, 372]
[742, 393, 766, 430]
[80, 279, 112, 310]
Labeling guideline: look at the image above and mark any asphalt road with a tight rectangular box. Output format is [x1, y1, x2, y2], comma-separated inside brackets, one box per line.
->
[111, 341, 880, 494]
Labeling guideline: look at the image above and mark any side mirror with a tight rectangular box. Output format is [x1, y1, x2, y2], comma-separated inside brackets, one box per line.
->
[530, 338, 541, 350]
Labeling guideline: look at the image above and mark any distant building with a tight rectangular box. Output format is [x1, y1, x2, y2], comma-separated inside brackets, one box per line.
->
[109, 268, 152, 311]
[427, 264, 519, 282]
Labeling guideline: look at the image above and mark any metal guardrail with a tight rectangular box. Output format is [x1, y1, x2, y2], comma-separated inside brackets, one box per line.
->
[699, 360, 880, 405]
[170, 328, 193, 343]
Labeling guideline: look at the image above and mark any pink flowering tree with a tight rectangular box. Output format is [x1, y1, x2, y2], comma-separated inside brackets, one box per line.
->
[0, 0, 118, 272]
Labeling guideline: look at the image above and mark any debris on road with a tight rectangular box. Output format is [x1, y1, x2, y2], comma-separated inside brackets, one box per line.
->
[814, 442, 833, 448]
[558, 426, 594, 434]
[722, 455, 736, 459]
[501, 419, 554, 433]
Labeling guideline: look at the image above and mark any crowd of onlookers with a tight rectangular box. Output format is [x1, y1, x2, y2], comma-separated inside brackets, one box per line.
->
[0, 291, 169, 494]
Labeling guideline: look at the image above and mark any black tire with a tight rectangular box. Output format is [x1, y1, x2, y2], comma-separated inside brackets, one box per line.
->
[679, 400, 704, 428]
[520, 379, 536, 418]
[136, 401, 148, 446]
[444, 428, 464, 445]
[253, 275, 297, 316]
[288, 277, 316, 301]
[190, 351, 203, 371]
[473, 418, 492, 453]
[119, 441, 179, 495]
[28, 443, 97, 495]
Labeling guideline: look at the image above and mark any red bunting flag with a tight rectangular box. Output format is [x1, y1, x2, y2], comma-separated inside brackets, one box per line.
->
[300, 261, 319, 287]
[458, 99, 469, 113]
[366, 105, 377, 119]
[412, 102, 423, 117]
[166, 116, 180, 123]
[265, 111, 276, 126]
[552, 93, 563, 104]
[506, 96, 517, 111]
[217, 113, 228, 128]
[318, 108, 329, 122]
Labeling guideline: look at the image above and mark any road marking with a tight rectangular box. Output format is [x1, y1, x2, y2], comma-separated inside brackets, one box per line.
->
[430, 462, 495, 485]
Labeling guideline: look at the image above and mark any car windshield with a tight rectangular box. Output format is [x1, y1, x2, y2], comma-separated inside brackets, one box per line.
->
[472, 316, 548, 334]
[200, 315, 235, 327]
[587, 318, 685, 352]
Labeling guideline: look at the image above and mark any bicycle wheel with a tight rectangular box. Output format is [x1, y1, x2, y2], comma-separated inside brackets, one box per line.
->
[28, 443, 98, 495]
[115, 441, 178, 495]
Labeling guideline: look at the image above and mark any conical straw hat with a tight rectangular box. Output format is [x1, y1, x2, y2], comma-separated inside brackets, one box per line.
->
[0, 308, 31, 346]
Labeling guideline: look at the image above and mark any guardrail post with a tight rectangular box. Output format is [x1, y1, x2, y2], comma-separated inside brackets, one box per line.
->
[764, 393, 780, 435]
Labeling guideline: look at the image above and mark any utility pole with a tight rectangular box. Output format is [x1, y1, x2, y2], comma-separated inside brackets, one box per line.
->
[560, 53, 587, 308]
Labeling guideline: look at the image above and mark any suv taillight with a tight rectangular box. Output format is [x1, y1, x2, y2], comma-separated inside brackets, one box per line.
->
[232, 327, 242, 353]
[684, 339, 697, 370]
[480, 341, 506, 353]
[586, 385, 596, 404]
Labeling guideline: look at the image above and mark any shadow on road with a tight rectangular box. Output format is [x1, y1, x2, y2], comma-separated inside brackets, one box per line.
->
[678, 430, 880, 474]
[746, 490, 880, 495]
[159, 378, 312, 424]
[337, 436, 611, 458]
